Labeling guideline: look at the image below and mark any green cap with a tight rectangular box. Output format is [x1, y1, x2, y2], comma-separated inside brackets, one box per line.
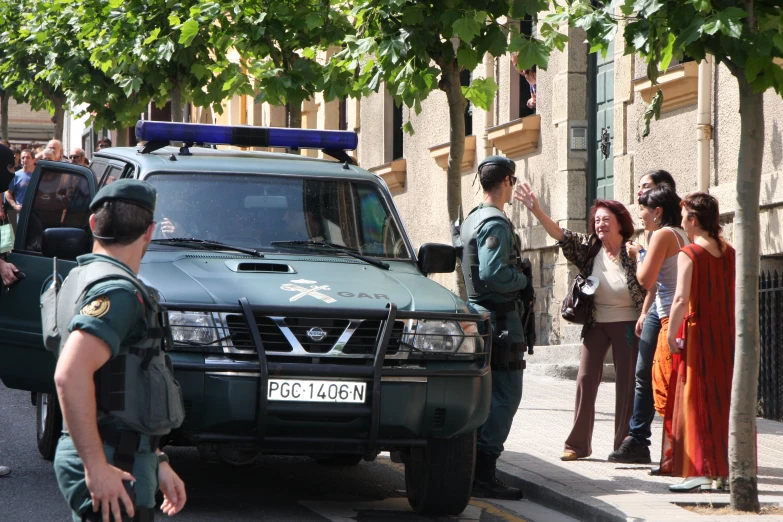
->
[478, 155, 516, 174]
[90, 179, 157, 213]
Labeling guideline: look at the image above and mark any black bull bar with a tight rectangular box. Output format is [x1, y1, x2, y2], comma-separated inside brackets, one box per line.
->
[162, 298, 492, 456]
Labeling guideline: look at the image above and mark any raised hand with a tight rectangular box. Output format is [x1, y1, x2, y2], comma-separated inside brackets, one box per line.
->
[514, 182, 538, 212]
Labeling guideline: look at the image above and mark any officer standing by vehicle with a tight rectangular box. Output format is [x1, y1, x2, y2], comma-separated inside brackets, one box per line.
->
[45, 179, 187, 521]
[454, 155, 531, 500]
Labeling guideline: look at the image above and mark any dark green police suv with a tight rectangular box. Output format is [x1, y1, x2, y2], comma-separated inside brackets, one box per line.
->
[0, 122, 491, 515]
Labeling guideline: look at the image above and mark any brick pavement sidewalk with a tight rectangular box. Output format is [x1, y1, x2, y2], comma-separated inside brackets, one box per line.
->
[497, 374, 783, 522]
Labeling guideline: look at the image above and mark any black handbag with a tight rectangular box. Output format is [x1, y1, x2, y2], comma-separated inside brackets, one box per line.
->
[561, 239, 602, 325]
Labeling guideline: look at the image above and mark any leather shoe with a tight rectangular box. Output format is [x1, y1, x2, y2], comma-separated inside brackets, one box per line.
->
[669, 476, 712, 492]
[607, 436, 651, 464]
[560, 451, 579, 461]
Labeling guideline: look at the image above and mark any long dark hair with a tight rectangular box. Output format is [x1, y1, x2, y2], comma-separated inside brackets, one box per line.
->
[643, 169, 676, 191]
[588, 199, 635, 240]
[638, 184, 682, 228]
[681, 192, 725, 251]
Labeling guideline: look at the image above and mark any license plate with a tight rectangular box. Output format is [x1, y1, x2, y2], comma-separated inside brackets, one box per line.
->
[267, 379, 367, 403]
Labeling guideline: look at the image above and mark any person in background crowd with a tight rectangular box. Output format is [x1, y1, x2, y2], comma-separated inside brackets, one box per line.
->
[0, 143, 22, 477]
[516, 184, 645, 461]
[0, 140, 9, 148]
[96, 138, 112, 151]
[608, 171, 678, 466]
[12, 147, 21, 171]
[47, 139, 65, 162]
[610, 185, 689, 466]
[69, 148, 89, 167]
[36, 148, 56, 161]
[663, 192, 735, 492]
[5, 149, 36, 225]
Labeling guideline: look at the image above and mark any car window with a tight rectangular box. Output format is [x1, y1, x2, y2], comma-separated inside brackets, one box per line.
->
[145, 173, 410, 259]
[25, 171, 92, 252]
[89, 160, 108, 184]
[98, 165, 123, 189]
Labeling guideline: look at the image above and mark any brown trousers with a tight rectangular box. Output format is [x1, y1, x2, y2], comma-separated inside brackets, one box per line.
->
[564, 321, 639, 458]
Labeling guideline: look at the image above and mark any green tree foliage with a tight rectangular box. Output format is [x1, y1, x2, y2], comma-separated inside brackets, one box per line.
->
[214, 0, 353, 130]
[548, 0, 783, 512]
[0, 1, 69, 140]
[81, 0, 253, 125]
[330, 0, 553, 233]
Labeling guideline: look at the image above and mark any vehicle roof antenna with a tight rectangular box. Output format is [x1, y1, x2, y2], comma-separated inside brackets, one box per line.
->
[179, 142, 193, 156]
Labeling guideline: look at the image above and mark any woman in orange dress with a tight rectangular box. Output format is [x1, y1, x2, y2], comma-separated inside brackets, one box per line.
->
[662, 192, 735, 492]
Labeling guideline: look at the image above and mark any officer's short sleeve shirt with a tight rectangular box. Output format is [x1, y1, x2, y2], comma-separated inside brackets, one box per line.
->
[68, 280, 147, 358]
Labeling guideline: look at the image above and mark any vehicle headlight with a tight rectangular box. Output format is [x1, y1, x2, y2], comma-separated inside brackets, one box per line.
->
[410, 320, 477, 354]
[168, 311, 219, 345]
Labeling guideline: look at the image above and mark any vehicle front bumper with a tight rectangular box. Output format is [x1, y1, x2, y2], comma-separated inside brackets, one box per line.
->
[164, 299, 492, 454]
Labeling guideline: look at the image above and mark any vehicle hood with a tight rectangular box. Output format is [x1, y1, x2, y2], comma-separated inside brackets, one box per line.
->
[139, 251, 464, 312]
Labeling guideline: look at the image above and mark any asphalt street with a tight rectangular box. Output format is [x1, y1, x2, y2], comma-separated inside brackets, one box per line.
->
[0, 383, 576, 522]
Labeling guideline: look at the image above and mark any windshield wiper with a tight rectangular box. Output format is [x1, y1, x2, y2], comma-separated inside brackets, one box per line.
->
[151, 238, 263, 257]
[271, 240, 390, 270]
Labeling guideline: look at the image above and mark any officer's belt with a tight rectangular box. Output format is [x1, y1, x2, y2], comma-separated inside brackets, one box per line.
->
[98, 425, 161, 456]
[476, 300, 517, 315]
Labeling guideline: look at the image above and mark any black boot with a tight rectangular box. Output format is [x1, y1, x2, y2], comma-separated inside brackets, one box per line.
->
[607, 436, 652, 464]
[471, 451, 523, 500]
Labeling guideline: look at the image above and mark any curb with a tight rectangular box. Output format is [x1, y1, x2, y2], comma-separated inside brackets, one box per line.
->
[496, 464, 628, 522]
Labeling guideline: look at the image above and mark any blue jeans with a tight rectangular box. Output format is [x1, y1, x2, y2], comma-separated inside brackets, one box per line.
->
[628, 307, 661, 445]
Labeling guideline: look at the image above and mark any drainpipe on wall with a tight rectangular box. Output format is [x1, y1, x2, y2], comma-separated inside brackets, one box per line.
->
[483, 53, 496, 158]
[696, 55, 713, 192]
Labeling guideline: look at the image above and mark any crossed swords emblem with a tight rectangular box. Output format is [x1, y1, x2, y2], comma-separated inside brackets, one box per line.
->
[280, 279, 337, 304]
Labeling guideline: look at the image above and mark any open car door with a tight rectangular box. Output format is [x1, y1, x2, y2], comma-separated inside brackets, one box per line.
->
[0, 161, 96, 393]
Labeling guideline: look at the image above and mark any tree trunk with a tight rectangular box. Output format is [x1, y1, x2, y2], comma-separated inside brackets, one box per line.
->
[52, 97, 65, 142]
[440, 61, 468, 300]
[115, 129, 129, 147]
[287, 102, 302, 155]
[0, 91, 8, 142]
[728, 70, 763, 514]
[170, 83, 183, 123]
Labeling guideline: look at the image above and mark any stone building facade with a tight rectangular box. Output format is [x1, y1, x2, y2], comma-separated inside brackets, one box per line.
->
[68, 26, 782, 354]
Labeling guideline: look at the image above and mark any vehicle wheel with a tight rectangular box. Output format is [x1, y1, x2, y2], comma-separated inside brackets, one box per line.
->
[314, 454, 362, 467]
[404, 430, 476, 515]
[36, 392, 63, 461]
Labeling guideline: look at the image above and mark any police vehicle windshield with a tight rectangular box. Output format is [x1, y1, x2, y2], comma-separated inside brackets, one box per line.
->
[146, 173, 410, 259]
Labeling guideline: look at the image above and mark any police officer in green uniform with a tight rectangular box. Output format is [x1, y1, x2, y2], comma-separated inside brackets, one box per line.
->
[46, 180, 187, 521]
[455, 156, 530, 500]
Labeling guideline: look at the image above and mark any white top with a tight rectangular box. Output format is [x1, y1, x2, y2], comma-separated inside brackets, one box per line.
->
[591, 248, 639, 323]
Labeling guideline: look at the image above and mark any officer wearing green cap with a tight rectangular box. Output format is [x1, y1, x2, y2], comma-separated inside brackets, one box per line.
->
[452, 155, 531, 500]
[44, 179, 187, 521]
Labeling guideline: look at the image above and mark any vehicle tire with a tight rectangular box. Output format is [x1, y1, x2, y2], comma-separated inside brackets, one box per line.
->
[314, 454, 362, 467]
[36, 392, 63, 461]
[404, 430, 476, 515]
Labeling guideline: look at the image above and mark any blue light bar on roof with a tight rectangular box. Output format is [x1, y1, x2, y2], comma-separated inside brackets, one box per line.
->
[135, 120, 358, 150]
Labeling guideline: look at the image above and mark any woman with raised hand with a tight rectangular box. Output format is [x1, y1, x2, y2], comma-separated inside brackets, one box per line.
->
[663, 192, 735, 492]
[515, 183, 645, 461]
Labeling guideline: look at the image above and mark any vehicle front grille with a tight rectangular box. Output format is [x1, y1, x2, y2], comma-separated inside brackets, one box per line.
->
[222, 314, 404, 358]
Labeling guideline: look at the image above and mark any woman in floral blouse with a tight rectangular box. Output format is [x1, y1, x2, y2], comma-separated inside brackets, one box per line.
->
[516, 183, 646, 461]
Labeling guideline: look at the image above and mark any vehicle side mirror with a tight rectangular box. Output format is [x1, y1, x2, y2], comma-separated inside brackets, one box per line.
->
[417, 243, 456, 275]
[42, 228, 91, 260]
